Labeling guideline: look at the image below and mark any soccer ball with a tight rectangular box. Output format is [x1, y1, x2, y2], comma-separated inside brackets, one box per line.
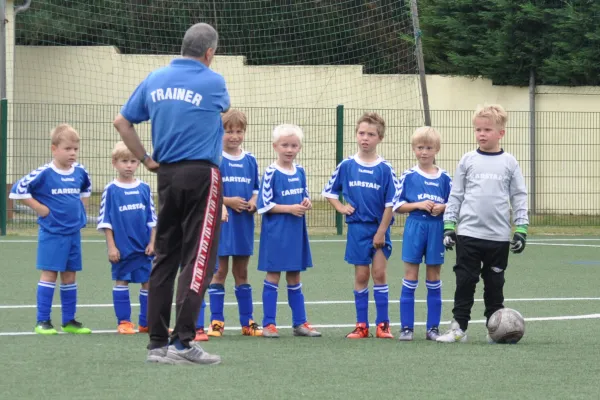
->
[487, 308, 525, 344]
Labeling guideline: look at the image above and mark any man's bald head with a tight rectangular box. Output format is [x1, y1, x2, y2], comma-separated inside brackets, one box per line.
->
[181, 23, 218, 59]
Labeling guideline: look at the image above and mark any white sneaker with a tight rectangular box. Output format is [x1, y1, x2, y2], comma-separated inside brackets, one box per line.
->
[436, 320, 468, 343]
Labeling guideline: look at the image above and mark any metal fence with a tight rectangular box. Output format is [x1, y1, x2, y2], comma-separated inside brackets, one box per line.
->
[2, 102, 600, 234]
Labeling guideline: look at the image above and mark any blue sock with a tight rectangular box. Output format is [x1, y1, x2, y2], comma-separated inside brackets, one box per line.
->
[401, 279, 418, 329]
[426, 280, 442, 330]
[287, 283, 307, 327]
[196, 300, 206, 329]
[235, 284, 254, 327]
[112, 285, 131, 323]
[373, 284, 389, 325]
[208, 284, 225, 322]
[354, 288, 369, 326]
[138, 289, 148, 327]
[172, 338, 188, 350]
[60, 283, 77, 325]
[262, 280, 278, 327]
[36, 281, 56, 322]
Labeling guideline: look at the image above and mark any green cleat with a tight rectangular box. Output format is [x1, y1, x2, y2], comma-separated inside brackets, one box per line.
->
[62, 319, 92, 334]
[35, 320, 58, 335]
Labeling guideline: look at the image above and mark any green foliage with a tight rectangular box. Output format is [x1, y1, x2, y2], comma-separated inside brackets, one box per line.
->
[14, 0, 417, 74]
[420, 0, 600, 86]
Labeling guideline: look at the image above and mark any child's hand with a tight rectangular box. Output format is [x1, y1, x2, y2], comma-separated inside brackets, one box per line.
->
[38, 204, 50, 218]
[145, 243, 155, 256]
[373, 231, 385, 249]
[338, 204, 355, 215]
[247, 199, 257, 214]
[418, 200, 435, 213]
[108, 246, 120, 263]
[289, 204, 309, 217]
[431, 204, 445, 216]
[229, 196, 249, 213]
[221, 204, 229, 222]
[301, 198, 312, 210]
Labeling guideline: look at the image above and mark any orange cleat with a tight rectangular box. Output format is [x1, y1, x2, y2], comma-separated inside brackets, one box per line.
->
[346, 322, 370, 339]
[207, 320, 225, 337]
[376, 322, 394, 339]
[242, 320, 263, 337]
[138, 325, 148, 333]
[194, 328, 209, 342]
[117, 321, 136, 335]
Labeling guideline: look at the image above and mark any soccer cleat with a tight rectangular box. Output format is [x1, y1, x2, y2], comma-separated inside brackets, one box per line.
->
[34, 320, 58, 335]
[426, 327, 441, 341]
[207, 320, 225, 337]
[146, 346, 168, 363]
[164, 343, 221, 365]
[117, 321, 136, 335]
[262, 324, 280, 338]
[138, 325, 149, 334]
[242, 320, 263, 337]
[376, 322, 394, 339]
[62, 319, 92, 334]
[398, 327, 414, 341]
[436, 320, 468, 343]
[293, 322, 322, 337]
[194, 328, 209, 342]
[345, 322, 371, 339]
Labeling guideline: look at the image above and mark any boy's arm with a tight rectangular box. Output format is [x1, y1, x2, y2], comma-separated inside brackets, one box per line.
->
[373, 207, 393, 248]
[20, 198, 50, 217]
[326, 197, 354, 215]
[269, 204, 308, 217]
[145, 227, 156, 256]
[509, 163, 529, 254]
[103, 228, 120, 263]
[443, 158, 467, 229]
[247, 193, 258, 214]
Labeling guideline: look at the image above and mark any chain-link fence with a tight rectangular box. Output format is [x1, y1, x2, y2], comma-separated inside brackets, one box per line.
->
[3, 104, 600, 233]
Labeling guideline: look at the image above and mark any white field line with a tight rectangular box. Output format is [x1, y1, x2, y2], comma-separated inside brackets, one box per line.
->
[1, 297, 600, 310]
[1, 313, 599, 336]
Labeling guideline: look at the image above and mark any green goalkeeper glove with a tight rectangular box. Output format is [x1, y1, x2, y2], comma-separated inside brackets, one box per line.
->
[510, 225, 528, 254]
[443, 222, 457, 251]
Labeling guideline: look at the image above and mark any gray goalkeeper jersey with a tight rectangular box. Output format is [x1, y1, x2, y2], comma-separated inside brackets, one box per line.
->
[443, 149, 529, 242]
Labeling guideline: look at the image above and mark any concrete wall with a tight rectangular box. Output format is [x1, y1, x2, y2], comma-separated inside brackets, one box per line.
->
[7, 45, 600, 215]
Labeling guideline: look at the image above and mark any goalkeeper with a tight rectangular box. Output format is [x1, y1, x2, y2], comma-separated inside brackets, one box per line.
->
[436, 104, 529, 344]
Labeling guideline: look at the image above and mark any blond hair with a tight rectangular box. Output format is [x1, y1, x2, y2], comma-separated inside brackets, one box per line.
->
[412, 126, 441, 150]
[272, 124, 304, 144]
[50, 124, 80, 146]
[355, 112, 386, 138]
[222, 109, 248, 131]
[472, 104, 508, 129]
[111, 141, 135, 161]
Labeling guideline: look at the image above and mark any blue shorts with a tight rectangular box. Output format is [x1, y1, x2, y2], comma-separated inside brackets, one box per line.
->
[402, 217, 445, 265]
[36, 228, 82, 272]
[112, 254, 152, 283]
[345, 223, 392, 266]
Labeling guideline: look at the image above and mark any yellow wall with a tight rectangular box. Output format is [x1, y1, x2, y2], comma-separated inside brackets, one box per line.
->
[7, 46, 600, 215]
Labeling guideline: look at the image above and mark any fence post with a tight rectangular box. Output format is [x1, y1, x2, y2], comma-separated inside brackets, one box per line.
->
[0, 98, 7, 235]
[335, 105, 344, 235]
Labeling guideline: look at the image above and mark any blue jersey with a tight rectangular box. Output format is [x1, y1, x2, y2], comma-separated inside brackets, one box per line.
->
[219, 151, 260, 256]
[393, 165, 452, 221]
[10, 162, 92, 235]
[322, 155, 399, 224]
[97, 179, 157, 261]
[120, 58, 230, 165]
[257, 163, 312, 271]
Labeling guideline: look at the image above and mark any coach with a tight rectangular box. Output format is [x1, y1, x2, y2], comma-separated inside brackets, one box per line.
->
[113, 23, 229, 365]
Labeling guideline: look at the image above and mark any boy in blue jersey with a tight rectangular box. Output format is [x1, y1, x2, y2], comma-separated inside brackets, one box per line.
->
[10, 124, 92, 335]
[393, 127, 452, 341]
[97, 142, 157, 335]
[207, 110, 263, 338]
[322, 113, 398, 339]
[256, 124, 321, 338]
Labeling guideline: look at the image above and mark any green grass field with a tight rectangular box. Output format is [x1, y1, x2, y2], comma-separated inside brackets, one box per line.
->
[1, 234, 599, 399]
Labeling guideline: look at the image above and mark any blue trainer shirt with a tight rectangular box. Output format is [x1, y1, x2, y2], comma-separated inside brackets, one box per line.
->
[120, 58, 230, 165]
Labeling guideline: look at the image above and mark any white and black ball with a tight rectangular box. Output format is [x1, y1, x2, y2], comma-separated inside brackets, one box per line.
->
[487, 308, 525, 344]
